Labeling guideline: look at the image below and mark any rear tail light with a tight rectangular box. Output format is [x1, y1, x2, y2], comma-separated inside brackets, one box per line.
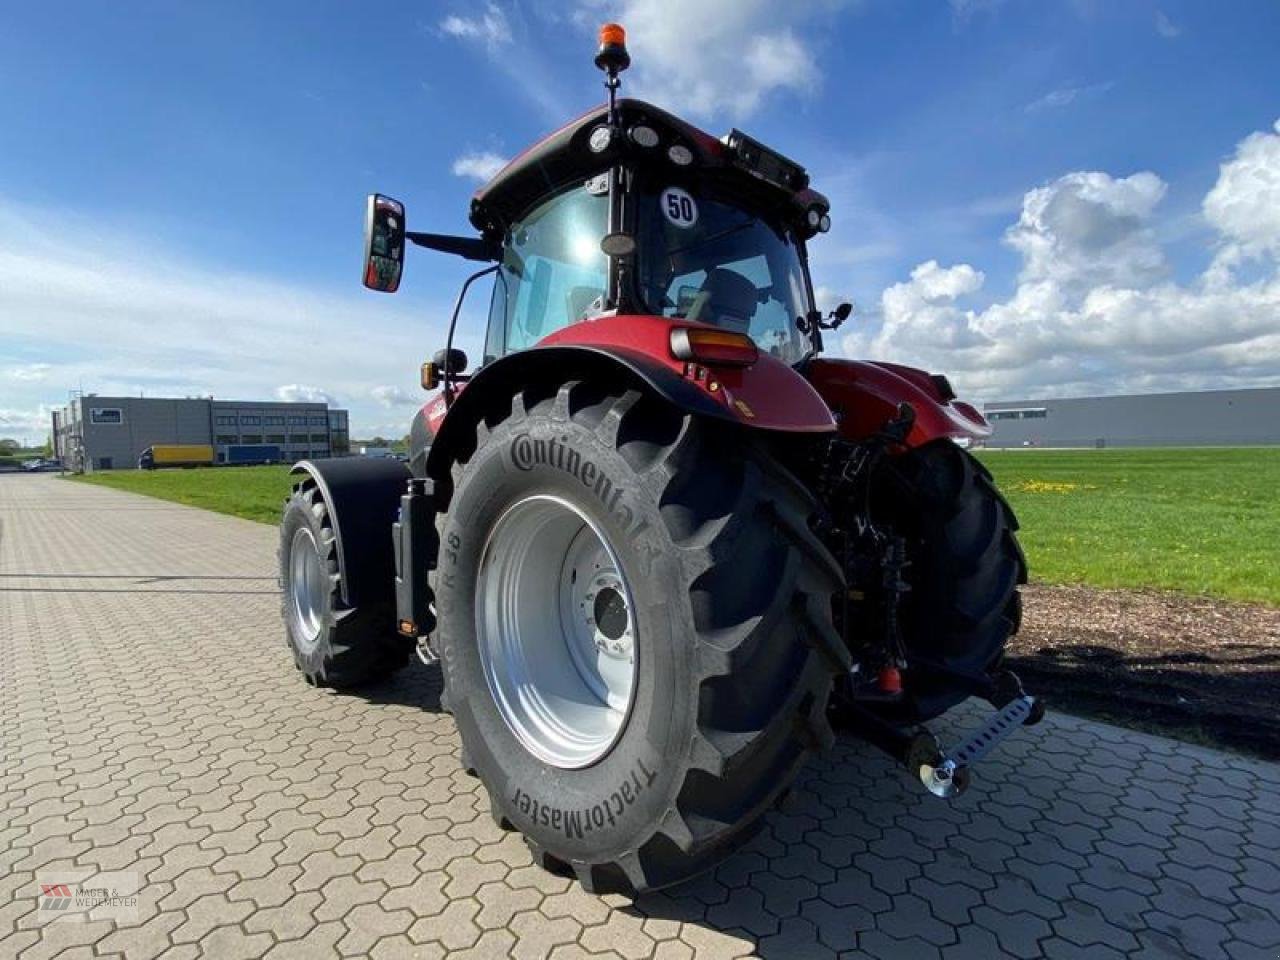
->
[669, 328, 758, 367]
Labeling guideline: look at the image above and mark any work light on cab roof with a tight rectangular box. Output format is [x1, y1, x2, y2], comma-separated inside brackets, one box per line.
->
[326, 22, 1038, 897]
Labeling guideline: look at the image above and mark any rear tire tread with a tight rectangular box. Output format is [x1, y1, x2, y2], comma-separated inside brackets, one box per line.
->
[868, 440, 1027, 719]
[448, 379, 844, 894]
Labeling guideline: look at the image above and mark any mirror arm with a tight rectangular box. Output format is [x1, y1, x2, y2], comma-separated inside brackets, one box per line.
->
[444, 264, 501, 403]
[407, 231, 498, 262]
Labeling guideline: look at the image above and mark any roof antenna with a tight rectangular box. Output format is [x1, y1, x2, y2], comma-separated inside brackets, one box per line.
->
[594, 23, 630, 126]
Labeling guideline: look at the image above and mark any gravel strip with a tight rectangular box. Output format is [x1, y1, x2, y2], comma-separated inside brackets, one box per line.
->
[1009, 583, 1280, 758]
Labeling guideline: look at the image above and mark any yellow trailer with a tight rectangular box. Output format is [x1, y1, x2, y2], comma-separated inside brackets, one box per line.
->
[138, 444, 214, 469]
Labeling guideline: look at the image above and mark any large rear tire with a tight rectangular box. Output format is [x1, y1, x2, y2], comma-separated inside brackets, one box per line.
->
[868, 440, 1027, 721]
[278, 482, 412, 688]
[435, 381, 846, 894]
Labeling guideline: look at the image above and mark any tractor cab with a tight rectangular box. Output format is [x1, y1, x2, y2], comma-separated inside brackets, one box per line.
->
[363, 24, 845, 387]
[469, 97, 832, 368]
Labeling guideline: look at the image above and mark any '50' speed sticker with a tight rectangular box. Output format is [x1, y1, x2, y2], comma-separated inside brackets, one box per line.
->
[660, 187, 698, 228]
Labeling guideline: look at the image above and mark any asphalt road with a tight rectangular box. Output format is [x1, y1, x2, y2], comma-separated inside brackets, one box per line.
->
[2, 472, 1278, 959]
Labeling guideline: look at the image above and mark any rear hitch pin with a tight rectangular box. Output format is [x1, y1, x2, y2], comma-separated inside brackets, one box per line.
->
[925, 759, 956, 794]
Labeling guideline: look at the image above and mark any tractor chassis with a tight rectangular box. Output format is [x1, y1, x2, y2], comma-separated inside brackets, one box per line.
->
[387, 447, 1044, 803]
[810, 404, 1045, 799]
[290, 23, 1045, 891]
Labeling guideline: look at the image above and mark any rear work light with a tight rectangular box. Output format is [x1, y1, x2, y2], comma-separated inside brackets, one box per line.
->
[670, 327, 759, 367]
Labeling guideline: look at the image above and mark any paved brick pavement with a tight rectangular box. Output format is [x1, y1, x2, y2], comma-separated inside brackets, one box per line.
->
[2, 472, 1278, 959]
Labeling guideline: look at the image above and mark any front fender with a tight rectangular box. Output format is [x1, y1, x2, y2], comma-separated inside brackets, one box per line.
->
[289, 458, 410, 607]
[804, 358, 991, 446]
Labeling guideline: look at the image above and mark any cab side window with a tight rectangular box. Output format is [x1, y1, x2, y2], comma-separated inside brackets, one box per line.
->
[490, 184, 608, 356]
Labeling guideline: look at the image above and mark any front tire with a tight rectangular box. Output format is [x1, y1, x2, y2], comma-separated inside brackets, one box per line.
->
[435, 381, 846, 894]
[278, 482, 411, 687]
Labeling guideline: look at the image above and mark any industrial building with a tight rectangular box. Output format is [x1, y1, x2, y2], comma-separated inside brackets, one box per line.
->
[984, 386, 1280, 448]
[51, 395, 350, 472]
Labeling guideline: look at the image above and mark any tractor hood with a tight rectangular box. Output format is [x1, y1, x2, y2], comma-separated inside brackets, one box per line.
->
[468, 98, 830, 239]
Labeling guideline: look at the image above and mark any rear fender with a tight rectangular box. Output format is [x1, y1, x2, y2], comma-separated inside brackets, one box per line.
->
[289, 458, 410, 607]
[536, 315, 835, 432]
[424, 315, 836, 494]
[804, 358, 990, 446]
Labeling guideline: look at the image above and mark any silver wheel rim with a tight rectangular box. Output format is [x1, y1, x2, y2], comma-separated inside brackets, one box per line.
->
[289, 526, 326, 655]
[476, 494, 638, 769]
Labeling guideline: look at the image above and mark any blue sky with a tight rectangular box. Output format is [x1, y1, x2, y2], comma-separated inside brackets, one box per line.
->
[2, 0, 1279, 442]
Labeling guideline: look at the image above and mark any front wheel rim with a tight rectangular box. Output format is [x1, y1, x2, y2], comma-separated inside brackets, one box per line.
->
[289, 526, 326, 655]
[476, 494, 638, 769]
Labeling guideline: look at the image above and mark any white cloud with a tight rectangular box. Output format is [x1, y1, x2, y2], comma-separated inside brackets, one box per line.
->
[439, 4, 511, 50]
[371, 385, 418, 408]
[1204, 120, 1280, 263]
[1008, 170, 1168, 295]
[878, 261, 991, 353]
[0, 404, 56, 441]
[812, 285, 853, 316]
[1155, 10, 1182, 39]
[451, 151, 508, 183]
[4, 363, 52, 382]
[575, 0, 835, 119]
[1024, 81, 1113, 114]
[838, 119, 1280, 399]
[436, 4, 569, 124]
[0, 197, 451, 443]
[276, 384, 335, 405]
[906, 260, 985, 302]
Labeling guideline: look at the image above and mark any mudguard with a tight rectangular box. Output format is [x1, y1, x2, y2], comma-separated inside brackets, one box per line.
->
[422, 314, 836, 483]
[289, 458, 410, 607]
[804, 358, 991, 447]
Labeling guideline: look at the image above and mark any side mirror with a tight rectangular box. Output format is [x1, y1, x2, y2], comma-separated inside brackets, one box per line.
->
[363, 194, 405, 292]
[833, 302, 853, 324]
[433, 348, 468, 376]
[420, 349, 469, 392]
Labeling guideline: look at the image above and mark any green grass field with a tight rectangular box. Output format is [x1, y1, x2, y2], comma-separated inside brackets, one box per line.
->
[70, 447, 1280, 606]
[73, 465, 295, 525]
[976, 447, 1279, 606]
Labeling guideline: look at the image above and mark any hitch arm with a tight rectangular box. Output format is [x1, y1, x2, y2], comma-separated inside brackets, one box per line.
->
[916, 695, 1038, 798]
[838, 675, 1044, 799]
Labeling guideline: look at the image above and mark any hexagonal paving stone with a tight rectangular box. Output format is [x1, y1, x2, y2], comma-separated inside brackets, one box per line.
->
[3, 474, 1279, 959]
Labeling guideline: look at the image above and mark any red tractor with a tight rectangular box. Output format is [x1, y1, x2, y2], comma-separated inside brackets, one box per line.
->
[279, 25, 1039, 895]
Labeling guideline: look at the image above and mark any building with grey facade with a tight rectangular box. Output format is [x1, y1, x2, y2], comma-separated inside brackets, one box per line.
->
[51, 395, 350, 472]
[983, 387, 1280, 448]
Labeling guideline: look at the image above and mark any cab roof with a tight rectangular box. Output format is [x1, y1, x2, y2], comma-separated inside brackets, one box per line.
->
[468, 98, 828, 237]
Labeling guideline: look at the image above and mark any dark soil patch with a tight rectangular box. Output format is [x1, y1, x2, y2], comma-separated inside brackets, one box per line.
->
[1007, 584, 1280, 760]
